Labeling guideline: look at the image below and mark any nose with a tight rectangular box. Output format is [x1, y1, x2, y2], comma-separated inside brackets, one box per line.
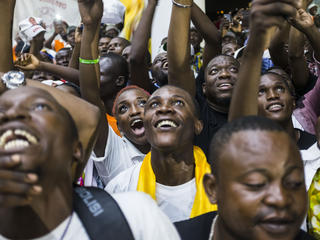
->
[129, 104, 142, 117]
[264, 183, 292, 209]
[266, 89, 279, 100]
[0, 105, 30, 124]
[156, 102, 174, 115]
[218, 68, 230, 79]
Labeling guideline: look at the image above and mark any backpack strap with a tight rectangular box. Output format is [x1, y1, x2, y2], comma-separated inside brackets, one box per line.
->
[73, 186, 134, 240]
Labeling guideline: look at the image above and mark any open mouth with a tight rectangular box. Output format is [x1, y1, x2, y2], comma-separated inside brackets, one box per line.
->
[130, 119, 145, 136]
[217, 82, 233, 91]
[267, 103, 284, 112]
[0, 129, 38, 151]
[155, 119, 178, 130]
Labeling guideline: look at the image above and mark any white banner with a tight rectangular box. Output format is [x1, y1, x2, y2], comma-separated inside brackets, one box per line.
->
[13, 0, 81, 42]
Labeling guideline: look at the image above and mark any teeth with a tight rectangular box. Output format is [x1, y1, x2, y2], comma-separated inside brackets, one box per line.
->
[268, 104, 282, 111]
[0, 130, 13, 147]
[156, 120, 177, 128]
[0, 129, 38, 149]
[131, 119, 142, 127]
[219, 83, 232, 87]
[4, 139, 30, 150]
[14, 129, 38, 144]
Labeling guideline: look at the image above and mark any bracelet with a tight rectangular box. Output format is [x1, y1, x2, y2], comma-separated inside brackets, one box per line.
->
[172, 0, 192, 8]
[79, 57, 100, 64]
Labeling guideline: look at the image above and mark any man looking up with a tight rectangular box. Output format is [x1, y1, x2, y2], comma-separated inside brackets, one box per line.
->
[106, 85, 217, 222]
[175, 116, 315, 240]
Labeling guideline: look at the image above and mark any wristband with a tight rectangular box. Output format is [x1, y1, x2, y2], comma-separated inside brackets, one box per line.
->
[79, 57, 100, 64]
[172, 0, 192, 8]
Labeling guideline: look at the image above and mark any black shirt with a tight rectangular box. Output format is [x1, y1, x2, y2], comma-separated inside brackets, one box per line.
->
[194, 69, 228, 157]
[175, 211, 316, 240]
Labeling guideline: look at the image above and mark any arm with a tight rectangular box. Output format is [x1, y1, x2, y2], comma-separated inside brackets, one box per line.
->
[15, 53, 80, 84]
[191, 3, 221, 69]
[229, 0, 298, 121]
[30, 32, 46, 61]
[167, 0, 195, 96]
[78, 0, 107, 157]
[68, 27, 82, 69]
[269, 22, 290, 70]
[44, 31, 58, 49]
[129, 0, 158, 92]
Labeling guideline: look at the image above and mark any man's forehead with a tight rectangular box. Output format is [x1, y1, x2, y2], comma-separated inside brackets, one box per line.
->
[149, 86, 193, 104]
[207, 56, 239, 69]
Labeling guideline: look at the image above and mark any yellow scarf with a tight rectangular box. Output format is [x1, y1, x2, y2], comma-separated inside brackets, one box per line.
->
[137, 146, 217, 218]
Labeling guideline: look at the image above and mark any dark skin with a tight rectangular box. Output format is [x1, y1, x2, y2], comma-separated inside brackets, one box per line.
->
[144, 86, 203, 186]
[0, 87, 83, 239]
[78, 0, 150, 157]
[204, 130, 307, 240]
[107, 37, 130, 55]
[55, 48, 72, 67]
[168, 0, 221, 97]
[229, 0, 299, 122]
[98, 36, 112, 57]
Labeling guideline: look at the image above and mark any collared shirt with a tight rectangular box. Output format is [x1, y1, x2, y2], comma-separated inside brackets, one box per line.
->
[88, 125, 145, 186]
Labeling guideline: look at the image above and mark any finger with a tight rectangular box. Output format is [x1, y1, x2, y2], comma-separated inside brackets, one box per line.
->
[0, 179, 42, 195]
[0, 194, 32, 207]
[0, 169, 38, 183]
[0, 154, 21, 168]
[252, 3, 297, 19]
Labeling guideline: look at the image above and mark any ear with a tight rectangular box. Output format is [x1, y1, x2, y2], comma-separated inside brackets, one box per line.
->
[203, 173, 217, 205]
[71, 141, 84, 183]
[194, 119, 203, 135]
[115, 76, 125, 87]
[202, 82, 207, 96]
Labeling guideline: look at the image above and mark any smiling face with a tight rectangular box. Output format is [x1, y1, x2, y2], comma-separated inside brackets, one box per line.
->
[150, 53, 168, 86]
[0, 87, 80, 191]
[115, 88, 150, 146]
[144, 86, 201, 152]
[258, 74, 295, 124]
[204, 55, 239, 108]
[215, 130, 307, 240]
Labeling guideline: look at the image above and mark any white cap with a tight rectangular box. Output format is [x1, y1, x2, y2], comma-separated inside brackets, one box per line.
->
[102, 0, 126, 25]
[19, 17, 45, 42]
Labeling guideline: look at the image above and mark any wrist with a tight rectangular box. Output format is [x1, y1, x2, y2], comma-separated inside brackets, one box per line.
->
[172, 0, 192, 8]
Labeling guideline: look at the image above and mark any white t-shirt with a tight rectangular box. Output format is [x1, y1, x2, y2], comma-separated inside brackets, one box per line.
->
[0, 192, 180, 240]
[106, 162, 197, 222]
[87, 126, 145, 186]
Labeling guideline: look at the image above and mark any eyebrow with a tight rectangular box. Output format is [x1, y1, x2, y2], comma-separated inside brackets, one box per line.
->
[238, 168, 270, 179]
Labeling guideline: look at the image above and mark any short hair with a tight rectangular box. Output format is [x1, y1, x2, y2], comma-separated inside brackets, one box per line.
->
[262, 67, 296, 98]
[100, 53, 129, 84]
[112, 85, 151, 116]
[114, 37, 131, 48]
[209, 116, 285, 176]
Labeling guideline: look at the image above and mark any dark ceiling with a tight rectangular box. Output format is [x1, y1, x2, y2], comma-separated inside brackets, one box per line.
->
[205, 0, 251, 20]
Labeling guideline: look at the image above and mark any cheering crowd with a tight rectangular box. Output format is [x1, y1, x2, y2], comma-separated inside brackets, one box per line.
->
[0, 0, 319, 239]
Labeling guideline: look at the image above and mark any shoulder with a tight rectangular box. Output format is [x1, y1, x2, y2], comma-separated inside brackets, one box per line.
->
[105, 162, 142, 193]
[174, 211, 217, 240]
[113, 192, 180, 240]
[295, 230, 317, 240]
[297, 130, 317, 150]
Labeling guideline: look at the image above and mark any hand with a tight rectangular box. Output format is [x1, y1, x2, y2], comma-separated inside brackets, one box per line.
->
[78, 0, 103, 26]
[250, 0, 298, 33]
[0, 154, 42, 207]
[14, 53, 40, 71]
[32, 31, 45, 42]
[288, 8, 314, 32]
[75, 26, 82, 44]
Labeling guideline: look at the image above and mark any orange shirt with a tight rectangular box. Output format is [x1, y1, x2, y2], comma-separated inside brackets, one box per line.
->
[106, 114, 121, 136]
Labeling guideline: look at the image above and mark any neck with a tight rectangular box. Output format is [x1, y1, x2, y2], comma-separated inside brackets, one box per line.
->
[206, 98, 229, 114]
[135, 142, 151, 154]
[151, 144, 195, 186]
[0, 184, 72, 239]
[279, 120, 299, 142]
[103, 95, 116, 116]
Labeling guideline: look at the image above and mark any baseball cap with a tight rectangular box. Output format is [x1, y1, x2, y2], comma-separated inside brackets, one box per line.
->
[19, 17, 46, 42]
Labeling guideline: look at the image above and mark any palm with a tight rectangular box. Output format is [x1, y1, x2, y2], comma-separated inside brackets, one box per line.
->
[291, 9, 313, 30]
[78, 0, 103, 26]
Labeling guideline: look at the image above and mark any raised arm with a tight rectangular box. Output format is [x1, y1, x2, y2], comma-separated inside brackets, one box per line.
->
[168, 0, 195, 96]
[269, 22, 290, 70]
[191, 3, 221, 69]
[0, 0, 16, 72]
[129, 0, 158, 92]
[68, 27, 82, 70]
[78, 0, 108, 157]
[15, 53, 80, 84]
[229, 0, 298, 121]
